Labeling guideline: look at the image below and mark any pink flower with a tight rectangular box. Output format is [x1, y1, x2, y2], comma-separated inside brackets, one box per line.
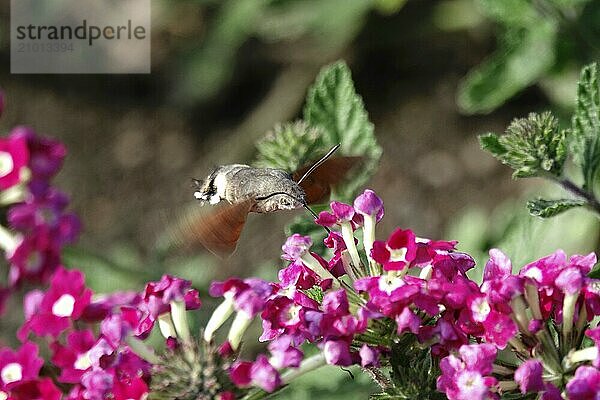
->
[514, 359, 544, 394]
[51, 329, 96, 383]
[566, 365, 600, 399]
[436, 344, 498, 400]
[353, 189, 384, 221]
[315, 201, 362, 227]
[5, 377, 62, 400]
[267, 336, 303, 369]
[18, 267, 92, 339]
[8, 231, 61, 286]
[371, 228, 417, 271]
[281, 234, 313, 261]
[112, 375, 148, 400]
[480, 311, 517, 349]
[323, 339, 352, 366]
[210, 277, 272, 318]
[0, 134, 29, 190]
[585, 326, 600, 368]
[0, 342, 44, 390]
[359, 344, 380, 367]
[11, 126, 66, 179]
[230, 355, 281, 393]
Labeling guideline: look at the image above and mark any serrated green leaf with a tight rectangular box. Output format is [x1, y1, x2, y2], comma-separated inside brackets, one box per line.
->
[458, 22, 557, 114]
[479, 133, 507, 157]
[527, 198, 586, 218]
[255, 121, 327, 172]
[303, 285, 324, 303]
[304, 61, 382, 201]
[570, 62, 600, 192]
[479, 112, 567, 178]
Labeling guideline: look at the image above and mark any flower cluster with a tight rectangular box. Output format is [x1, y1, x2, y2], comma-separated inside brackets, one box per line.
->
[1, 265, 219, 399]
[201, 189, 600, 400]
[0, 93, 79, 314]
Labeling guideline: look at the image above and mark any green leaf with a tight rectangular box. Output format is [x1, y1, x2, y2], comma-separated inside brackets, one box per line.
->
[570, 62, 600, 192]
[304, 61, 382, 201]
[379, 335, 445, 399]
[479, 112, 567, 178]
[458, 22, 557, 114]
[255, 121, 327, 172]
[527, 198, 586, 218]
[589, 267, 600, 279]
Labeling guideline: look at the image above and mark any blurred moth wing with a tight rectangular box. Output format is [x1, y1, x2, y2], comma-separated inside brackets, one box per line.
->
[293, 156, 363, 204]
[169, 199, 254, 258]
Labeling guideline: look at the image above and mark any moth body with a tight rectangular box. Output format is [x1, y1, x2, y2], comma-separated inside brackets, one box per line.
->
[194, 165, 306, 213]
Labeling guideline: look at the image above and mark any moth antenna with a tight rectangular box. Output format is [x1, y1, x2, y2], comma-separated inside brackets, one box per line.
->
[255, 192, 331, 234]
[296, 143, 341, 185]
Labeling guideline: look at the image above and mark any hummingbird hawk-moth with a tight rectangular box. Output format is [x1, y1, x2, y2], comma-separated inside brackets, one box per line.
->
[169, 144, 360, 257]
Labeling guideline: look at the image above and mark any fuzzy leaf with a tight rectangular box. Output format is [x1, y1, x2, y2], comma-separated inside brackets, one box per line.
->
[479, 112, 567, 178]
[378, 335, 445, 399]
[570, 62, 600, 191]
[255, 121, 327, 172]
[527, 198, 586, 218]
[458, 22, 557, 114]
[304, 61, 382, 201]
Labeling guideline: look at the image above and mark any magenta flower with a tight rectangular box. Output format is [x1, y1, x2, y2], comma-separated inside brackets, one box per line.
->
[51, 329, 96, 383]
[11, 126, 66, 179]
[359, 344, 380, 367]
[353, 189, 384, 221]
[315, 201, 355, 226]
[112, 375, 148, 400]
[514, 359, 544, 394]
[323, 339, 352, 366]
[268, 336, 303, 369]
[436, 344, 498, 400]
[144, 274, 201, 314]
[5, 377, 62, 400]
[0, 342, 44, 390]
[0, 134, 29, 190]
[210, 277, 272, 318]
[80, 369, 113, 399]
[18, 267, 92, 339]
[566, 365, 600, 399]
[281, 234, 313, 261]
[230, 355, 282, 393]
[480, 311, 518, 349]
[8, 231, 62, 286]
[371, 228, 417, 271]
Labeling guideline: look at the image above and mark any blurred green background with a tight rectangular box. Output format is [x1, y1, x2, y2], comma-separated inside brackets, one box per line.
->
[0, 0, 599, 397]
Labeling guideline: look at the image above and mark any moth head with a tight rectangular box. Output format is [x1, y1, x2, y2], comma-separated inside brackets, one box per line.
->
[192, 174, 216, 204]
